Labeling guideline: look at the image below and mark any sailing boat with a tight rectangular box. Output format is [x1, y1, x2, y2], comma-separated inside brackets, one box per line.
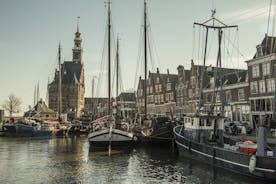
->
[173, 10, 276, 181]
[88, 0, 134, 151]
[136, 0, 176, 145]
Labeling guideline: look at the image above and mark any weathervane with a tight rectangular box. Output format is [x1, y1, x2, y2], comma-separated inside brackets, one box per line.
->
[211, 9, 216, 18]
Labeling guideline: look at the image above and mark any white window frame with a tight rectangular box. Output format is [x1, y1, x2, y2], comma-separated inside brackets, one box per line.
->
[250, 81, 259, 94]
[267, 78, 275, 93]
[259, 80, 266, 93]
[262, 62, 270, 76]
[238, 89, 245, 101]
[252, 65, 260, 78]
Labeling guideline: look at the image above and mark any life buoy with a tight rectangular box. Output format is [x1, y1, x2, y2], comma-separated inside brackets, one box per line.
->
[121, 124, 127, 131]
[249, 155, 256, 173]
[94, 123, 102, 131]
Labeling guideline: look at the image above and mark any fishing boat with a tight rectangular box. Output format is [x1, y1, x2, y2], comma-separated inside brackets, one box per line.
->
[2, 119, 52, 137]
[88, 0, 133, 151]
[173, 10, 276, 182]
[135, 0, 176, 145]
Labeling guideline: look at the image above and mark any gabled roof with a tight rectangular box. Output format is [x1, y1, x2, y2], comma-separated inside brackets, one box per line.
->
[253, 35, 276, 58]
[206, 70, 247, 88]
[24, 101, 56, 117]
[50, 61, 83, 85]
[62, 61, 82, 85]
[149, 72, 178, 84]
[116, 92, 136, 102]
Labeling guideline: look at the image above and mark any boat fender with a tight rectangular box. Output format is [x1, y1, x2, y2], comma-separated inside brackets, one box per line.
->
[133, 136, 138, 142]
[249, 155, 256, 173]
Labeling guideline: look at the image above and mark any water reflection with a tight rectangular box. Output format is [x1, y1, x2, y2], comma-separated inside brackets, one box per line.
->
[0, 137, 272, 184]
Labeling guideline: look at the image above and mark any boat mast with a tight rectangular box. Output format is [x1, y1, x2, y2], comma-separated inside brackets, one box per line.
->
[144, 0, 148, 118]
[194, 10, 237, 115]
[107, 0, 111, 117]
[116, 36, 119, 101]
[58, 43, 62, 121]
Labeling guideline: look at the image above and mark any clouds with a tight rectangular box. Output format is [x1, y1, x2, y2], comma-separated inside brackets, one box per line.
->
[220, 2, 269, 25]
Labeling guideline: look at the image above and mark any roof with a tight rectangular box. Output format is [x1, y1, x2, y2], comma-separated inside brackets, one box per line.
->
[50, 61, 83, 85]
[62, 62, 82, 84]
[206, 70, 247, 88]
[24, 101, 56, 117]
[253, 35, 276, 58]
[116, 92, 136, 102]
[149, 72, 178, 84]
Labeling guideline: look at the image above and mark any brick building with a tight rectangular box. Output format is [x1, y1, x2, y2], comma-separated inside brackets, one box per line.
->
[203, 70, 250, 124]
[245, 35, 276, 127]
[137, 68, 178, 116]
[48, 26, 85, 118]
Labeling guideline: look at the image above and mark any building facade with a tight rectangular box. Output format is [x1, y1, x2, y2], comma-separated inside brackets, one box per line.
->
[137, 68, 178, 116]
[115, 92, 137, 120]
[246, 35, 276, 127]
[48, 27, 85, 118]
[84, 97, 109, 120]
[175, 60, 239, 113]
[202, 71, 250, 124]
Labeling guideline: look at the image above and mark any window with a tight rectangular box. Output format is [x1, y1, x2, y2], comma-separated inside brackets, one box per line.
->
[188, 89, 192, 98]
[167, 83, 171, 91]
[191, 77, 196, 88]
[216, 93, 221, 102]
[156, 77, 159, 83]
[266, 99, 272, 111]
[252, 65, 260, 78]
[206, 94, 212, 103]
[250, 81, 258, 94]
[238, 89, 245, 101]
[259, 80, 266, 93]
[266, 78, 275, 93]
[225, 90, 232, 102]
[262, 62, 270, 76]
[250, 100, 255, 111]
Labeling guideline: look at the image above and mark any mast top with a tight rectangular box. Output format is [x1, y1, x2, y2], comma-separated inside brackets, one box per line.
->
[77, 16, 80, 33]
[194, 9, 238, 29]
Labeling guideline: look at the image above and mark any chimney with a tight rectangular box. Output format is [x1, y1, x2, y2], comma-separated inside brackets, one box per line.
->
[157, 68, 159, 74]
[167, 69, 169, 74]
[177, 65, 184, 77]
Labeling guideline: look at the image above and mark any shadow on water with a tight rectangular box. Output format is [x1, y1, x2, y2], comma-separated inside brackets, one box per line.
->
[0, 136, 273, 184]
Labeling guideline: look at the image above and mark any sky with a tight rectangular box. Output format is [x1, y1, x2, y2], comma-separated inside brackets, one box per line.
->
[0, 0, 273, 114]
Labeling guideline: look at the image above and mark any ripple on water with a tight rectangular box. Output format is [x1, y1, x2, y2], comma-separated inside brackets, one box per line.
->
[0, 137, 272, 184]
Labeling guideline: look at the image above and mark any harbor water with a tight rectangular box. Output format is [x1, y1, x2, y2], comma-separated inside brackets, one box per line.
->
[0, 137, 271, 184]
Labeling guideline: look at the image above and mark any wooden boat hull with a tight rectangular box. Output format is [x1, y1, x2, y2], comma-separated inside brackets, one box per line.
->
[174, 125, 276, 182]
[88, 128, 134, 150]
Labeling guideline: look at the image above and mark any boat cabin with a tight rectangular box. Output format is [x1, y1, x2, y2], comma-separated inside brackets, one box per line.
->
[183, 114, 224, 146]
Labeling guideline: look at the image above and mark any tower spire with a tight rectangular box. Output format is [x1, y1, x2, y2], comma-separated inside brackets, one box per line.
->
[72, 16, 83, 63]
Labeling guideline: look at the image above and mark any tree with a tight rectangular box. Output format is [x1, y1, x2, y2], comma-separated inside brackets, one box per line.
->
[1, 94, 22, 116]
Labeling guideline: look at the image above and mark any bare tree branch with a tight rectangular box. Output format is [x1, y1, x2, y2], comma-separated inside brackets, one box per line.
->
[1, 94, 22, 116]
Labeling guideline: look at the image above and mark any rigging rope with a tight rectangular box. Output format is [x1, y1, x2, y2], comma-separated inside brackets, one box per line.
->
[266, 0, 272, 55]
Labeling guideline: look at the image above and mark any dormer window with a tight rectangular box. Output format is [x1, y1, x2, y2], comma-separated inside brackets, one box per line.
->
[156, 77, 159, 83]
[256, 44, 263, 57]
